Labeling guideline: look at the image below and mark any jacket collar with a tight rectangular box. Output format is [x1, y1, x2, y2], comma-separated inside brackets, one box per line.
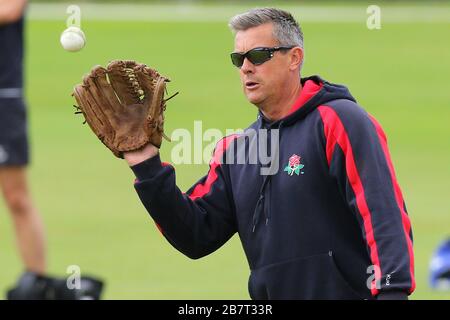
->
[257, 75, 326, 129]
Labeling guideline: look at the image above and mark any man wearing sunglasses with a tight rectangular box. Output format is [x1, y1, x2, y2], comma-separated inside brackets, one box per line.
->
[125, 8, 414, 300]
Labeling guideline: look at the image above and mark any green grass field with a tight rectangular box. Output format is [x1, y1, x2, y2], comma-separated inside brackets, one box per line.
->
[0, 3, 449, 299]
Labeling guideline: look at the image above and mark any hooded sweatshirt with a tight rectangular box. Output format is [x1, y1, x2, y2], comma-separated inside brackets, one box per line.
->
[131, 76, 415, 300]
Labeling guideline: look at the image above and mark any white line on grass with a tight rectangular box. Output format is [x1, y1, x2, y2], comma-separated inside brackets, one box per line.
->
[28, 3, 450, 23]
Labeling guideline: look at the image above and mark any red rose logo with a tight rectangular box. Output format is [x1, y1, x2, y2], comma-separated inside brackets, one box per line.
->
[289, 154, 301, 168]
[284, 154, 305, 176]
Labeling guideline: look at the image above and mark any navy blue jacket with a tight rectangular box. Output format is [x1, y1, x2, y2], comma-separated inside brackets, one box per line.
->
[131, 76, 415, 300]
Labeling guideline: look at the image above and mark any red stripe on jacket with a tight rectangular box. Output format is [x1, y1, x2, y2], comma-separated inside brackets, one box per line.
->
[288, 79, 323, 115]
[368, 115, 416, 294]
[318, 105, 382, 296]
[189, 135, 237, 201]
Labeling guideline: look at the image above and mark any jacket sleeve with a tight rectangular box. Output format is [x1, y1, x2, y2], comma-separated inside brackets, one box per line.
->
[130, 137, 237, 260]
[318, 102, 415, 297]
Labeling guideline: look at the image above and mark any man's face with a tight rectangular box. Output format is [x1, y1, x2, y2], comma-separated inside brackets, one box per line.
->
[233, 23, 293, 107]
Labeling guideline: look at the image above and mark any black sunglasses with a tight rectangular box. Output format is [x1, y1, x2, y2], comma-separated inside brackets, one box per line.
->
[230, 46, 295, 68]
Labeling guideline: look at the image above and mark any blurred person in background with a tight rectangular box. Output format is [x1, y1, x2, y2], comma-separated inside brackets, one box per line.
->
[0, 0, 104, 300]
[0, 0, 47, 279]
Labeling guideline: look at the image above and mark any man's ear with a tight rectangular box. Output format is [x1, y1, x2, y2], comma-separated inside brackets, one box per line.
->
[289, 47, 304, 71]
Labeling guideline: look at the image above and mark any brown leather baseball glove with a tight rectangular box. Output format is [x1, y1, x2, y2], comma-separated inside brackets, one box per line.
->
[72, 60, 177, 158]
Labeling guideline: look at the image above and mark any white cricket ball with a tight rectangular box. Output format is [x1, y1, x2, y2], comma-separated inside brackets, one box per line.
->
[60, 26, 86, 52]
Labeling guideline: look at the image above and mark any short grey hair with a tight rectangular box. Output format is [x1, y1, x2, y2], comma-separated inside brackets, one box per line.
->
[229, 7, 304, 50]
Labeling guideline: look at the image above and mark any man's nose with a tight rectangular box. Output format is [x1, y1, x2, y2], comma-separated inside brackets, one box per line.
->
[240, 57, 255, 74]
